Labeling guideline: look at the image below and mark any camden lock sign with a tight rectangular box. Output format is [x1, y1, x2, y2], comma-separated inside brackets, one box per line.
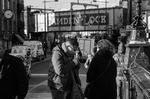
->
[54, 13, 108, 26]
[48, 7, 127, 32]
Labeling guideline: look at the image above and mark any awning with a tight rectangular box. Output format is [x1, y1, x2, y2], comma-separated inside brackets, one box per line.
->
[15, 34, 24, 43]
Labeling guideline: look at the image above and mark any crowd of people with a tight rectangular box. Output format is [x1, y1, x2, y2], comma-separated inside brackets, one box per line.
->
[48, 34, 127, 99]
[0, 33, 127, 99]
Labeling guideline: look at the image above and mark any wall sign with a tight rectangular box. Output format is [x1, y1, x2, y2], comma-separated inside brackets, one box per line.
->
[48, 7, 127, 32]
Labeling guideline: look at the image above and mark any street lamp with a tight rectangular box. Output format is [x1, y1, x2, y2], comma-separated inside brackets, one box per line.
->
[93, 0, 108, 31]
[70, 2, 98, 30]
[43, 0, 57, 58]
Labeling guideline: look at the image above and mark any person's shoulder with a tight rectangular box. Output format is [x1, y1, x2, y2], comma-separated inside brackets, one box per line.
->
[92, 53, 103, 60]
[9, 54, 22, 62]
[53, 45, 61, 51]
[52, 45, 63, 57]
[52, 47, 61, 54]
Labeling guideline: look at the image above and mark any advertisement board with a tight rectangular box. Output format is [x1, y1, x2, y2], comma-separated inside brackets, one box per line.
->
[48, 7, 127, 32]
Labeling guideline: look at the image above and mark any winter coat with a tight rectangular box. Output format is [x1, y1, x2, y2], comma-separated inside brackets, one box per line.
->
[86, 50, 117, 99]
[48, 44, 81, 91]
[0, 52, 29, 99]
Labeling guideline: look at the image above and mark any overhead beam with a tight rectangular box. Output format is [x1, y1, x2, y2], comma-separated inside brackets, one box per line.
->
[71, 2, 99, 9]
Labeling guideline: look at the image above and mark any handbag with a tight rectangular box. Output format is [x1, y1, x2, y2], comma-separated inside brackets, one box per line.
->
[71, 70, 85, 99]
[84, 59, 112, 98]
[84, 83, 92, 98]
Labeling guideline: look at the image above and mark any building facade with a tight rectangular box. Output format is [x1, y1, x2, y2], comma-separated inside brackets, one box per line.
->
[0, 0, 25, 49]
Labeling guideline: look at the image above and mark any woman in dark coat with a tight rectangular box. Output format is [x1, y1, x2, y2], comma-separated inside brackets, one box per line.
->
[0, 44, 28, 99]
[86, 39, 117, 99]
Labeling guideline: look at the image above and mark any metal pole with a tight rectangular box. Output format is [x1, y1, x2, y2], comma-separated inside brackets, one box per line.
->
[105, 0, 107, 32]
[44, 0, 47, 58]
[128, 0, 132, 25]
[27, 5, 31, 39]
[0, 0, 2, 38]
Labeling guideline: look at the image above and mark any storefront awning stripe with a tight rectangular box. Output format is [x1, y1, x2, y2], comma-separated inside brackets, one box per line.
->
[15, 34, 24, 43]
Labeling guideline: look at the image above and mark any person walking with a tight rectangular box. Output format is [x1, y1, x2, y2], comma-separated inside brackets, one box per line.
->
[48, 38, 81, 99]
[85, 39, 117, 99]
[0, 38, 29, 99]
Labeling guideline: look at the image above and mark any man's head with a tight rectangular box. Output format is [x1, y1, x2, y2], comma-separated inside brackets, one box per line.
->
[65, 38, 79, 55]
[0, 38, 6, 59]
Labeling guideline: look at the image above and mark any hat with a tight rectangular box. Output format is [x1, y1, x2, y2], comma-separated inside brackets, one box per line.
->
[68, 38, 79, 47]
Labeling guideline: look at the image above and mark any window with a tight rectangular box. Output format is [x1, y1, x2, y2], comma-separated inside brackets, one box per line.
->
[19, 49, 23, 53]
[13, 50, 17, 53]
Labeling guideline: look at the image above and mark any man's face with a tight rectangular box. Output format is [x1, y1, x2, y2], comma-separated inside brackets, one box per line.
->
[0, 41, 5, 59]
[65, 42, 75, 55]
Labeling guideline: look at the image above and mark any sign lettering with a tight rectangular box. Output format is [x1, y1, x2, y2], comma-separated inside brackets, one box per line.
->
[52, 13, 108, 27]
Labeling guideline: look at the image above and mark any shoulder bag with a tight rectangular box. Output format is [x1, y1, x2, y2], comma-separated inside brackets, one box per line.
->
[84, 59, 112, 98]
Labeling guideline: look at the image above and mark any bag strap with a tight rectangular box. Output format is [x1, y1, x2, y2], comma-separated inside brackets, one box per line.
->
[91, 59, 112, 85]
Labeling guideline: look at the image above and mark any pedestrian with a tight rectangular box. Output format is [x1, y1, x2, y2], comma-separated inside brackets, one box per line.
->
[113, 36, 127, 99]
[72, 36, 82, 58]
[0, 38, 29, 99]
[85, 39, 117, 99]
[48, 38, 81, 99]
[118, 36, 127, 54]
[84, 46, 97, 69]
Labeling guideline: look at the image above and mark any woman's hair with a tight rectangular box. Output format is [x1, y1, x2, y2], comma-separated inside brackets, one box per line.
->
[96, 39, 115, 54]
[91, 46, 97, 55]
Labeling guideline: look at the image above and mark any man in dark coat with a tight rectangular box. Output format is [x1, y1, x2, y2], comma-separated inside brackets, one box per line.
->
[48, 38, 81, 99]
[86, 39, 117, 99]
[0, 39, 29, 99]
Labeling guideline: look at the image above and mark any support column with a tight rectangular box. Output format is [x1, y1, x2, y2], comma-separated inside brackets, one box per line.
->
[0, 0, 2, 36]
[128, 0, 132, 25]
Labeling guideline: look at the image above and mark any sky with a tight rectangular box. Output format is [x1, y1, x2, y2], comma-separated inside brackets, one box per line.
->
[24, 0, 120, 11]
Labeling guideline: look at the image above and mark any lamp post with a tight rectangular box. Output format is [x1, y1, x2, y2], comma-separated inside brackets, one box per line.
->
[128, 0, 132, 25]
[43, 0, 57, 58]
[93, 0, 108, 31]
[27, 5, 32, 39]
[70, 2, 98, 30]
